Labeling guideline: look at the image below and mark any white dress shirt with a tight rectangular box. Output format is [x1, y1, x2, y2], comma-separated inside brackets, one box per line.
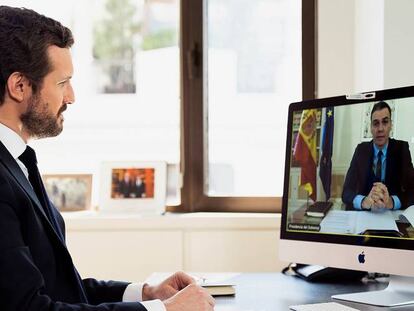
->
[0, 122, 165, 311]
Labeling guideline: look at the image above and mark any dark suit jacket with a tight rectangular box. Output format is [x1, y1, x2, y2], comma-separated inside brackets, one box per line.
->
[342, 138, 414, 210]
[118, 179, 145, 198]
[0, 141, 147, 310]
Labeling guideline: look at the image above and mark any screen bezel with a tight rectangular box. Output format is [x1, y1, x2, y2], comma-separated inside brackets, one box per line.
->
[280, 85, 414, 251]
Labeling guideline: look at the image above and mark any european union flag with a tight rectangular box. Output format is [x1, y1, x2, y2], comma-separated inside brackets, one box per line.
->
[319, 107, 334, 200]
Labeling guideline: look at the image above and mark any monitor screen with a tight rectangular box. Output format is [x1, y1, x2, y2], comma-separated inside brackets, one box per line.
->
[279, 86, 414, 280]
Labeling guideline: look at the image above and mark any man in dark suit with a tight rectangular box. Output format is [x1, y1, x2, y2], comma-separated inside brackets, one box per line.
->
[342, 101, 414, 211]
[0, 6, 214, 311]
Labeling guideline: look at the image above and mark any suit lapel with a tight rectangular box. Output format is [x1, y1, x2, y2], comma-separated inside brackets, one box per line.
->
[361, 142, 374, 190]
[0, 142, 65, 246]
[0, 142, 89, 302]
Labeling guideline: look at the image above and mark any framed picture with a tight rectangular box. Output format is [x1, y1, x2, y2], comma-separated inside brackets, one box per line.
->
[99, 161, 167, 214]
[43, 174, 92, 212]
[361, 100, 397, 141]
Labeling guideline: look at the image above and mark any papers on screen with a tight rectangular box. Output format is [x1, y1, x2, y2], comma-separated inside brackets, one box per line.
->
[397, 205, 414, 227]
[320, 210, 399, 235]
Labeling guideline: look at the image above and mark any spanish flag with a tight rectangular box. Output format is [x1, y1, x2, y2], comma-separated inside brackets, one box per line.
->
[293, 109, 318, 201]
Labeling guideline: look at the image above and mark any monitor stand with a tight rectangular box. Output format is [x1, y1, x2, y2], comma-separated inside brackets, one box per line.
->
[332, 275, 414, 307]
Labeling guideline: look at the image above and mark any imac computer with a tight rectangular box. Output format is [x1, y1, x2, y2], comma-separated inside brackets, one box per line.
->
[279, 85, 414, 307]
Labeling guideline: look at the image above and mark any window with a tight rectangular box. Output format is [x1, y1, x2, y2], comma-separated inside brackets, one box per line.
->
[5, 0, 314, 212]
[4, 0, 181, 207]
[179, 0, 315, 212]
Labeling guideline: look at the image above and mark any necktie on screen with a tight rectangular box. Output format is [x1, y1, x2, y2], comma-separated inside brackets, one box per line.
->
[375, 150, 383, 182]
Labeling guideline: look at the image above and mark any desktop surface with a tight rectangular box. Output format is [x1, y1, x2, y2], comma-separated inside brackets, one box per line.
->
[214, 273, 412, 311]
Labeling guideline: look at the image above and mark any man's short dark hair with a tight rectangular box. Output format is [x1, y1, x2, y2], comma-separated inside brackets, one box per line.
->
[371, 101, 392, 121]
[0, 6, 74, 105]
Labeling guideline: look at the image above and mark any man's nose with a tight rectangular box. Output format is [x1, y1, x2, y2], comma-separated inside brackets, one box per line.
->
[64, 82, 75, 104]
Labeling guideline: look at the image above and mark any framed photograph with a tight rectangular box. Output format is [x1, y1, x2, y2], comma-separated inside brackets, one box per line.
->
[361, 100, 397, 141]
[99, 161, 167, 214]
[43, 174, 92, 212]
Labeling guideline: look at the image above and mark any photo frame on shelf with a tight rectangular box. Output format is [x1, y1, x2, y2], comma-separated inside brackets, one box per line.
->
[99, 161, 167, 214]
[361, 100, 397, 141]
[42, 174, 92, 212]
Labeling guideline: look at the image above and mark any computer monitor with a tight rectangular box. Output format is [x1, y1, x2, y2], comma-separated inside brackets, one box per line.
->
[279, 85, 414, 307]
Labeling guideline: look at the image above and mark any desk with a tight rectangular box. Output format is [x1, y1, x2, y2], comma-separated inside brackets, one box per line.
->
[214, 273, 412, 311]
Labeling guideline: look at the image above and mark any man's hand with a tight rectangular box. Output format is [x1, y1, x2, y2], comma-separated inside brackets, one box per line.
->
[361, 195, 374, 210]
[372, 182, 393, 210]
[362, 185, 378, 210]
[142, 271, 195, 301]
[163, 283, 215, 311]
[369, 183, 386, 209]
[362, 183, 393, 210]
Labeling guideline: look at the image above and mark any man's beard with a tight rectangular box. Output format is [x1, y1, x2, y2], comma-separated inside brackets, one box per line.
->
[20, 94, 67, 139]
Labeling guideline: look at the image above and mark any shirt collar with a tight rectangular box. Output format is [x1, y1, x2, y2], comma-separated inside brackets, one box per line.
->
[0, 122, 26, 160]
[373, 142, 388, 158]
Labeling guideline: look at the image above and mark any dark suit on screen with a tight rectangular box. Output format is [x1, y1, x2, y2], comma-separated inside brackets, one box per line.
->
[0, 141, 146, 310]
[342, 138, 414, 210]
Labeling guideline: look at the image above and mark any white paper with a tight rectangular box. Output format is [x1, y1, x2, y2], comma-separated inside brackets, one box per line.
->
[398, 205, 414, 227]
[319, 210, 356, 234]
[320, 210, 399, 235]
[354, 210, 399, 234]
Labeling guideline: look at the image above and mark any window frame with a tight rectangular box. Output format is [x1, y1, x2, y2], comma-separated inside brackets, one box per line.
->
[168, 0, 316, 213]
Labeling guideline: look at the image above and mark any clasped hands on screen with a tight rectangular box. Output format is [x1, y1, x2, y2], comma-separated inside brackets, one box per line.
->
[362, 182, 394, 210]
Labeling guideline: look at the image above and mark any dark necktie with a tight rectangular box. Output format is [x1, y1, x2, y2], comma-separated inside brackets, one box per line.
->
[375, 150, 383, 181]
[18, 146, 64, 241]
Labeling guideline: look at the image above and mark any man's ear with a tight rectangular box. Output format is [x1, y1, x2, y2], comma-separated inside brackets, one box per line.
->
[6, 72, 31, 102]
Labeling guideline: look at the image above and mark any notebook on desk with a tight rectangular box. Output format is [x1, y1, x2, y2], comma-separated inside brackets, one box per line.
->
[198, 281, 235, 296]
[145, 272, 238, 296]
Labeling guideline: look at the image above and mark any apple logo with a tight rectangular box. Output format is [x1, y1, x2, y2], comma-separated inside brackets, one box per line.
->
[358, 251, 365, 264]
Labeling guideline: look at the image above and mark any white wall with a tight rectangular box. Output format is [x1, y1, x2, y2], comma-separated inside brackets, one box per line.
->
[384, 0, 414, 88]
[354, 0, 384, 92]
[331, 104, 364, 172]
[318, 0, 414, 96]
[319, 0, 414, 170]
[317, 0, 355, 97]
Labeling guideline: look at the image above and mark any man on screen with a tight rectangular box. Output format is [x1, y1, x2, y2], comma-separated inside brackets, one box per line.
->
[342, 101, 414, 211]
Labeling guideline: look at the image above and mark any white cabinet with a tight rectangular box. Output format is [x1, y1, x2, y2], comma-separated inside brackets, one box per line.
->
[64, 213, 286, 282]
[185, 230, 282, 273]
[67, 231, 183, 281]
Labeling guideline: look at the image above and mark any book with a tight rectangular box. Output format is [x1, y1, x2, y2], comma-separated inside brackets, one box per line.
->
[200, 282, 236, 296]
[305, 201, 333, 217]
[145, 272, 238, 297]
